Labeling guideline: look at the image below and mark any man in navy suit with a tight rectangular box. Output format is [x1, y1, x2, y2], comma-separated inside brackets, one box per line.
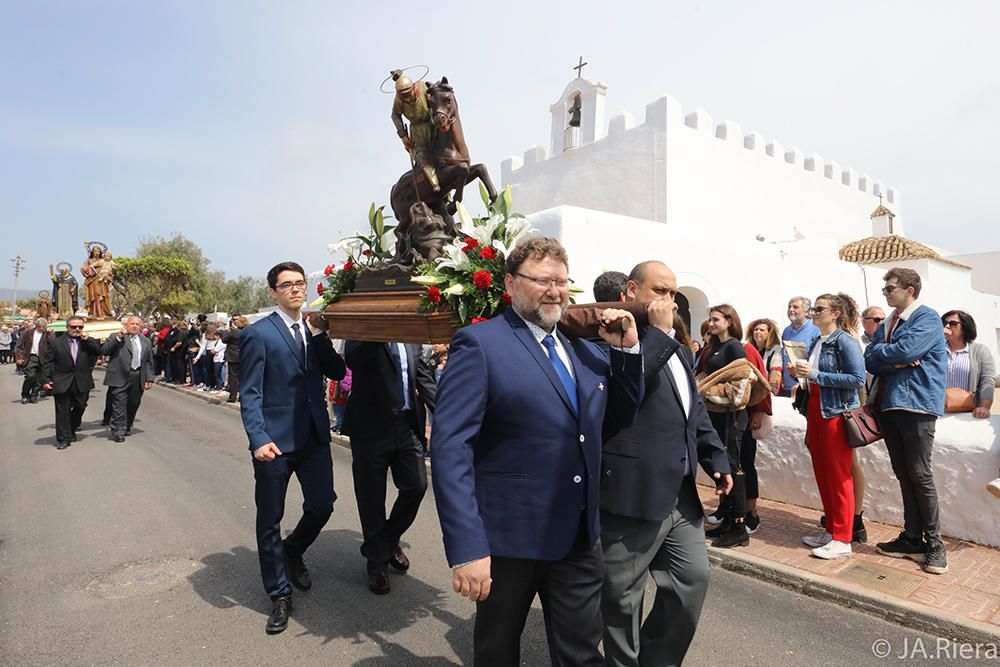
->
[240, 261, 346, 635]
[431, 237, 644, 666]
[600, 261, 732, 667]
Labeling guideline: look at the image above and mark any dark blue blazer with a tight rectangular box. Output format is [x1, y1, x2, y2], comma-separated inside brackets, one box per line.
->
[601, 326, 729, 521]
[239, 312, 346, 453]
[430, 309, 644, 567]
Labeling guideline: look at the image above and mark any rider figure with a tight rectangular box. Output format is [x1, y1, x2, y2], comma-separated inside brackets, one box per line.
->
[390, 70, 440, 192]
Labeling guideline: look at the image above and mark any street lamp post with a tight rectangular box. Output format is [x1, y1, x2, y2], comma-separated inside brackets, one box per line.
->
[10, 255, 26, 317]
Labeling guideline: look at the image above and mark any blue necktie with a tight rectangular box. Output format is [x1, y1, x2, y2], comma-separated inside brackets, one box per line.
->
[291, 323, 305, 365]
[543, 335, 578, 414]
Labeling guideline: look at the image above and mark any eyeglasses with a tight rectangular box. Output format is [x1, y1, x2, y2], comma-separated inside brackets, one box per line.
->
[943, 320, 962, 328]
[514, 273, 574, 289]
[863, 316, 885, 324]
[275, 280, 308, 292]
[881, 285, 905, 295]
[809, 306, 829, 314]
[67, 325, 84, 330]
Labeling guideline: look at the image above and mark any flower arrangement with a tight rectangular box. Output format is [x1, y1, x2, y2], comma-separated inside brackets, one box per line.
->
[411, 185, 534, 326]
[319, 203, 397, 305]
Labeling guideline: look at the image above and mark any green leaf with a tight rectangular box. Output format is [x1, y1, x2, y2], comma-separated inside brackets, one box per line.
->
[375, 208, 385, 238]
[502, 185, 512, 218]
[458, 299, 468, 324]
[368, 202, 377, 227]
[479, 181, 490, 208]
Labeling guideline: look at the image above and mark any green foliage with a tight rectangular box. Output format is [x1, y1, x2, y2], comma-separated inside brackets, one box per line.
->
[112, 256, 195, 318]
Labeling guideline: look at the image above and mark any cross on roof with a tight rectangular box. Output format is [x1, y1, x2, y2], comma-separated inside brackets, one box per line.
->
[573, 56, 587, 78]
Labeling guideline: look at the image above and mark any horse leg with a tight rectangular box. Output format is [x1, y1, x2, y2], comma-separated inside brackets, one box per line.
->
[469, 163, 498, 203]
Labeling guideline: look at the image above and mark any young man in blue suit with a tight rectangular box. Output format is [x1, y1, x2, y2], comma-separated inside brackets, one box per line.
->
[240, 261, 346, 635]
[431, 237, 644, 666]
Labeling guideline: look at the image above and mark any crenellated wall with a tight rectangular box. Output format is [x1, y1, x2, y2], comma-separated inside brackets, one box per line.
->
[502, 92, 902, 247]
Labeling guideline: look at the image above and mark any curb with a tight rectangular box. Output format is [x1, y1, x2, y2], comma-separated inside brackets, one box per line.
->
[154, 375, 1000, 643]
[706, 546, 1000, 644]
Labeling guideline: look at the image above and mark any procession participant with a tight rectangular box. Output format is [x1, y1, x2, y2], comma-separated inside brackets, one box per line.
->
[239, 261, 346, 635]
[342, 339, 437, 594]
[101, 315, 155, 442]
[15, 318, 53, 403]
[600, 260, 731, 667]
[592, 270, 628, 303]
[41, 315, 102, 449]
[431, 237, 644, 666]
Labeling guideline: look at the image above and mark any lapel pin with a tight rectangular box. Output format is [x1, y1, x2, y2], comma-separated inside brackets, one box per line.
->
[597, 382, 605, 391]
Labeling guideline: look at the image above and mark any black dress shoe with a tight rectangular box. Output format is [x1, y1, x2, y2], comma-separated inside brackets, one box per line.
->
[389, 545, 410, 572]
[100, 420, 110, 427]
[712, 524, 750, 549]
[20, 397, 28, 404]
[368, 571, 391, 595]
[125, 427, 132, 436]
[265, 595, 292, 635]
[56, 441, 70, 450]
[284, 551, 312, 591]
[112, 435, 125, 443]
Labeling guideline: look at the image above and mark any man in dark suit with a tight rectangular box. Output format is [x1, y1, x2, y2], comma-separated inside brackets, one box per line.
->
[41, 315, 102, 449]
[600, 261, 732, 667]
[240, 261, 346, 635]
[342, 340, 437, 594]
[102, 315, 155, 442]
[431, 237, 644, 666]
[15, 317, 53, 403]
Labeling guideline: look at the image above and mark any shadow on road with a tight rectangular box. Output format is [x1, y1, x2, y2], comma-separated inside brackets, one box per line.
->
[187, 529, 556, 664]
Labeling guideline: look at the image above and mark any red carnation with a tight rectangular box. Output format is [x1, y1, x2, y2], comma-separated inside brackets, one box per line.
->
[463, 238, 479, 253]
[427, 286, 442, 303]
[323, 264, 334, 276]
[501, 292, 511, 305]
[362, 249, 372, 256]
[472, 270, 492, 290]
[316, 283, 324, 295]
[471, 317, 488, 324]
[479, 246, 496, 260]
[343, 261, 355, 272]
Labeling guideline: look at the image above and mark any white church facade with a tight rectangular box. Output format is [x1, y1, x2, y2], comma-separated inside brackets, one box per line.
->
[500, 75, 1000, 547]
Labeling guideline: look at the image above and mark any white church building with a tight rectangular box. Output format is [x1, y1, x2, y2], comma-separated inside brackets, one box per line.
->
[501, 75, 1000, 547]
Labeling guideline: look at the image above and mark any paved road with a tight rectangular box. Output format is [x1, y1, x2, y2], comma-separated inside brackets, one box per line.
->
[1, 370, 992, 666]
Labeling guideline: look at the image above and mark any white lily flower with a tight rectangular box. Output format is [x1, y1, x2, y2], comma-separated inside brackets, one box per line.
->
[410, 275, 445, 285]
[443, 283, 466, 296]
[492, 239, 511, 259]
[505, 218, 534, 244]
[380, 228, 396, 253]
[328, 236, 360, 255]
[455, 201, 474, 230]
[308, 296, 326, 308]
[435, 242, 470, 270]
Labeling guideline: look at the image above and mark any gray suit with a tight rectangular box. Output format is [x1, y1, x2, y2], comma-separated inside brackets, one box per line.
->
[102, 333, 155, 437]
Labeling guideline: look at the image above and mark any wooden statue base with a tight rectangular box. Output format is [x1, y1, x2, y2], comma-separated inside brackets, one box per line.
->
[322, 289, 457, 344]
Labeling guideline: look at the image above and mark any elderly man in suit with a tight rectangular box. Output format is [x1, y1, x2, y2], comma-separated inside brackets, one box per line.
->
[240, 261, 346, 635]
[102, 314, 155, 442]
[600, 260, 732, 667]
[431, 237, 644, 666]
[41, 315, 102, 449]
[342, 340, 437, 594]
[15, 317, 53, 403]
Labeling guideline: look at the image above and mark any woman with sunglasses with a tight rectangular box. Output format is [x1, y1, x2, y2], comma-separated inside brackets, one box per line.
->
[942, 310, 995, 419]
[789, 293, 865, 559]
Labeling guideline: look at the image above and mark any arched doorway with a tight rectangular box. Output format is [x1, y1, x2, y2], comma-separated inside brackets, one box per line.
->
[678, 286, 709, 341]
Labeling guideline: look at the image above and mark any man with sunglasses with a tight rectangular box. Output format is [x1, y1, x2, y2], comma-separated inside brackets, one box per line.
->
[861, 306, 886, 345]
[864, 267, 948, 574]
[40, 316, 101, 449]
[239, 261, 346, 635]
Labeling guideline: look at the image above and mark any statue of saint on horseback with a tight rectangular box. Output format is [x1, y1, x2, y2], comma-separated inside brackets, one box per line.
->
[382, 67, 498, 266]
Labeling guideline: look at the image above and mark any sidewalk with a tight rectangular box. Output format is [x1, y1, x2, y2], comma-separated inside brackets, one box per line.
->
[157, 378, 1000, 643]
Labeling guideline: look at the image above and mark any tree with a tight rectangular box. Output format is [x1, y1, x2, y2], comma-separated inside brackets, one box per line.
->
[111, 256, 195, 318]
[222, 275, 272, 314]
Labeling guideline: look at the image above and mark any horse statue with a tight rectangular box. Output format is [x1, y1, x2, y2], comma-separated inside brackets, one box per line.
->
[389, 77, 497, 264]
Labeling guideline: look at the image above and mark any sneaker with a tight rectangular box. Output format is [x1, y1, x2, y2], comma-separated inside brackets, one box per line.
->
[802, 532, 832, 548]
[987, 477, 1000, 499]
[705, 510, 724, 525]
[745, 512, 760, 534]
[852, 512, 868, 544]
[923, 541, 948, 574]
[876, 532, 926, 561]
[811, 540, 852, 560]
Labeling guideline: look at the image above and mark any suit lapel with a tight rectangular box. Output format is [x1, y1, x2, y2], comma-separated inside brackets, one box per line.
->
[267, 312, 305, 371]
[660, 358, 689, 422]
[504, 311, 576, 417]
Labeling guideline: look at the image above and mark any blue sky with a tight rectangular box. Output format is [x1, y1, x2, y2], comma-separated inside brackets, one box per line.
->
[2, 1, 998, 290]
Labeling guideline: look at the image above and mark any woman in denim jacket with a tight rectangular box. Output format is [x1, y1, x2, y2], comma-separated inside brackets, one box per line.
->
[789, 293, 865, 560]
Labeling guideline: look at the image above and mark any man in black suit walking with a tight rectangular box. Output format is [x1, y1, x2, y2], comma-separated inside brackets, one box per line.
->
[102, 314, 155, 442]
[600, 260, 732, 667]
[41, 315, 102, 449]
[342, 341, 437, 594]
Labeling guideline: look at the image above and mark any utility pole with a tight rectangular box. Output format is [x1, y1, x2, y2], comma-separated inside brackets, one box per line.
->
[10, 255, 25, 317]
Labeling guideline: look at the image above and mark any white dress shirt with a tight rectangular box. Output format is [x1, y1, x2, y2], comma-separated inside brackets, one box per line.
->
[30, 330, 43, 355]
[275, 308, 309, 357]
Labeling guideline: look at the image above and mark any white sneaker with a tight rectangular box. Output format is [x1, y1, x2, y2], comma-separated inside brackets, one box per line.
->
[811, 540, 852, 560]
[705, 510, 724, 525]
[802, 532, 833, 548]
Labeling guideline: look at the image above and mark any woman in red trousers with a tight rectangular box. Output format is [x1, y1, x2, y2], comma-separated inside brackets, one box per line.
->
[789, 293, 865, 559]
